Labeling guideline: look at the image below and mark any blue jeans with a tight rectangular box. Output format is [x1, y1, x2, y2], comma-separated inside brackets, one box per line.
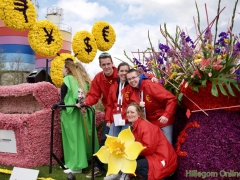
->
[108, 122, 131, 137]
[161, 125, 173, 144]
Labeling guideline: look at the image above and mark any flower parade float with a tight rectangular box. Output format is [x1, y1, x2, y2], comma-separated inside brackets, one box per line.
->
[0, 82, 62, 168]
[125, 1, 240, 179]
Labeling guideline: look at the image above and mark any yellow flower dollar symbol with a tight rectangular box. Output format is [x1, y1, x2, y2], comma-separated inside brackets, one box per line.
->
[0, 0, 37, 31]
[94, 127, 145, 176]
[72, 30, 97, 63]
[92, 21, 116, 51]
[28, 20, 63, 57]
[50, 53, 77, 88]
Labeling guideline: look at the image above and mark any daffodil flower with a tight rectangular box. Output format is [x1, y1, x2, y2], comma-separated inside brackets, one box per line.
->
[94, 127, 145, 176]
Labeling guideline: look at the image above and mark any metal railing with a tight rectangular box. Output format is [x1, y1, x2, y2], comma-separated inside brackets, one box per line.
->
[55, 23, 72, 34]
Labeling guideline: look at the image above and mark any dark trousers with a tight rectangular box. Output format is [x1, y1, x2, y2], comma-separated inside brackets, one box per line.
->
[136, 156, 148, 180]
[95, 121, 109, 171]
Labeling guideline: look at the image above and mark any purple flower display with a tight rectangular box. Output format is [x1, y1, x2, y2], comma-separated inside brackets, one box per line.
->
[173, 110, 240, 180]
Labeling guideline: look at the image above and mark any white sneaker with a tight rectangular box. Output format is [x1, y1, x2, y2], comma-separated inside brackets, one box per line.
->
[63, 169, 82, 174]
[104, 173, 122, 180]
[119, 173, 130, 180]
[59, 165, 68, 169]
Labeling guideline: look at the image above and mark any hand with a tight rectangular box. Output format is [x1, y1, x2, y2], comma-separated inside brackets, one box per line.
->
[139, 101, 145, 107]
[76, 103, 81, 108]
[51, 104, 58, 110]
[106, 123, 111, 127]
[151, 77, 159, 83]
[158, 116, 168, 124]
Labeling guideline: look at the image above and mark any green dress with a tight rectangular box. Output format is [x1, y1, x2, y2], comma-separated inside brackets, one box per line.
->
[61, 75, 99, 170]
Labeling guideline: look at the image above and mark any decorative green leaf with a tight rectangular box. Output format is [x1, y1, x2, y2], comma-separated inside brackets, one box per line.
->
[211, 80, 218, 97]
[178, 93, 184, 101]
[232, 82, 240, 92]
[201, 79, 207, 87]
[217, 81, 228, 96]
[218, 63, 235, 75]
[192, 86, 199, 92]
[225, 82, 235, 96]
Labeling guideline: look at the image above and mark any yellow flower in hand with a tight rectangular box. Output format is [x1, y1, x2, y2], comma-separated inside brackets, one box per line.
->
[94, 127, 145, 176]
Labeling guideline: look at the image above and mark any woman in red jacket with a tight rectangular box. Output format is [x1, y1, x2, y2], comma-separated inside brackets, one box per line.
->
[126, 102, 177, 180]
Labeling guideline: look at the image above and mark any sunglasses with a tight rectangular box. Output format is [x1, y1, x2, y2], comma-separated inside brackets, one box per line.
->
[99, 53, 111, 58]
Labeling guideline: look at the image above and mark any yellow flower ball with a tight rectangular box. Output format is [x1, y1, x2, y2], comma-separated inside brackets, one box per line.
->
[28, 20, 63, 57]
[0, 0, 37, 31]
[92, 21, 116, 51]
[72, 30, 97, 63]
[50, 53, 77, 88]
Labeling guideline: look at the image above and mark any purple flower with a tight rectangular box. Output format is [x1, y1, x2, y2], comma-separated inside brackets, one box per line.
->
[235, 69, 240, 82]
[159, 43, 170, 52]
[159, 78, 165, 84]
[215, 48, 220, 54]
[157, 57, 164, 64]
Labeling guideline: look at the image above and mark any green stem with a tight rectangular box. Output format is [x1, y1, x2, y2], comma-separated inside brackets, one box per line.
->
[214, 0, 221, 47]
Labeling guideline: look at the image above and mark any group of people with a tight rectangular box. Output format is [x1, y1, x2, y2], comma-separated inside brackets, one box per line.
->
[56, 52, 178, 180]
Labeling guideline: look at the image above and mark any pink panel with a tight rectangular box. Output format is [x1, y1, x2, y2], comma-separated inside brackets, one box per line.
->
[0, 19, 6, 27]
[61, 40, 71, 51]
[0, 36, 29, 45]
[35, 58, 52, 68]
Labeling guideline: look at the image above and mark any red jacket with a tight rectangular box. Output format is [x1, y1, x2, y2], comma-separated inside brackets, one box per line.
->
[132, 118, 177, 180]
[105, 74, 155, 123]
[85, 67, 118, 110]
[122, 79, 177, 128]
[105, 82, 131, 124]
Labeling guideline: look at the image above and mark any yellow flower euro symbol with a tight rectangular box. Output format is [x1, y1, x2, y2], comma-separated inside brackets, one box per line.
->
[92, 21, 116, 51]
[0, 0, 37, 31]
[72, 30, 97, 63]
[94, 127, 145, 176]
[50, 53, 77, 88]
[28, 20, 63, 57]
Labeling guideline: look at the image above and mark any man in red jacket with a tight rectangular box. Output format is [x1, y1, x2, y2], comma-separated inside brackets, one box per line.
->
[122, 69, 177, 144]
[84, 52, 118, 178]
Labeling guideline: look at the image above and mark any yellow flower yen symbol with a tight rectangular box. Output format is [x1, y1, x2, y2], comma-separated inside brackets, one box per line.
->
[94, 127, 145, 176]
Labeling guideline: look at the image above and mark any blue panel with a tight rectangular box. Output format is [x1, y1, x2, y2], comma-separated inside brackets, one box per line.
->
[0, 44, 35, 55]
[3, 53, 36, 64]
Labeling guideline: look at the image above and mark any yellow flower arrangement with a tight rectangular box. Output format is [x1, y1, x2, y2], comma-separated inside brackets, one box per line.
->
[0, 0, 36, 31]
[92, 21, 116, 51]
[72, 30, 97, 63]
[94, 127, 145, 176]
[50, 53, 77, 88]
[28, 20, 63, 57]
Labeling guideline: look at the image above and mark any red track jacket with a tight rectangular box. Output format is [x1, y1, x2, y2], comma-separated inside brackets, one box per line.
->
[132, 118, 177, 180]
[122, 79, 177, 128]
[85, 67, 118, 110]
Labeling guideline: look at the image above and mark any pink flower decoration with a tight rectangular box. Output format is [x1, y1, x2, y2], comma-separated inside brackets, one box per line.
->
[212, 60, 223, 70]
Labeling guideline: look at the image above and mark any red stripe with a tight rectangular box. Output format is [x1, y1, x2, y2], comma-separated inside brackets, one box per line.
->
[0, 27, 29, 36]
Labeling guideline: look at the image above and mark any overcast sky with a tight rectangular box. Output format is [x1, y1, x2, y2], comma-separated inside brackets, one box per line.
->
[36, 0, 240, 78]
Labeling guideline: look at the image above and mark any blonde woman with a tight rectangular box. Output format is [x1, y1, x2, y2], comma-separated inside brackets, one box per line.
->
[60, 58, 99, 174]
